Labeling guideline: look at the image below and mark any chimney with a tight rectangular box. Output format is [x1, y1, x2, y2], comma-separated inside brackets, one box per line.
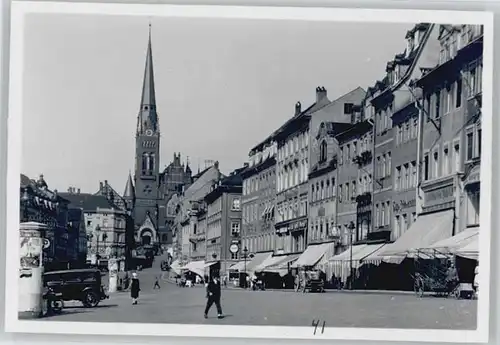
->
[295, 102, 301, 116]
[99, 182, 103, 190]
[104, 180, 108, 186]
[77, 188, 81, 194]
[214, 161, 219, 170]
[67, 187, 72, 193]
[316, 86, 327, 103]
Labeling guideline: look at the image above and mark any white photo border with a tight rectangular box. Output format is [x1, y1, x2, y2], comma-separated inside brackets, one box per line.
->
[4, 1, 494, 343]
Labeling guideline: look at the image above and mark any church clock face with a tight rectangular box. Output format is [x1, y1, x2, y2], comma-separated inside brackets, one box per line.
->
[145, 129, 153, 136]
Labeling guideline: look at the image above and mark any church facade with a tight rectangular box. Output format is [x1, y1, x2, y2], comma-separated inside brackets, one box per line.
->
[109, 27, 193, 248]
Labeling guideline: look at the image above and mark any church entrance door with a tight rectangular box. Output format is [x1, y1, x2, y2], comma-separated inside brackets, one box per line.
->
[142, 236, 151, 246]
[140, 228, 153, 246]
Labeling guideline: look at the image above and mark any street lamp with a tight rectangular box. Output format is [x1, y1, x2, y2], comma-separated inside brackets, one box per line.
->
[242, 246, 249, 288]
[348, 221, 356, 290]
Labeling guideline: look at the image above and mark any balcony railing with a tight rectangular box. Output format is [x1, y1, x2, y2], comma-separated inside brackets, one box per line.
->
[355, 192, 372, 206]
[352, 151, 372, 167]
[189, 233, 206, 242]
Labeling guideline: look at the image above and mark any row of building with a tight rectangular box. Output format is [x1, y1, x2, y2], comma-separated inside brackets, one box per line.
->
[19, 174, 138, 271]
[172, 23, 483, 289]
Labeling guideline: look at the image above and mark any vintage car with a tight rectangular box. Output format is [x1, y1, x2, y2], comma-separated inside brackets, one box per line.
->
[43, 268, 109, 308]
[295, 269, 325, 293]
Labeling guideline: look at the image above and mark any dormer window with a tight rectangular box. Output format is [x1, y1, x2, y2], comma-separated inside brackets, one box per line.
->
[319, 141, 327, 163]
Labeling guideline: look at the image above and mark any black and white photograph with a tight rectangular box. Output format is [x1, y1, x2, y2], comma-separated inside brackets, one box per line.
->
[4, 2, 493, 343]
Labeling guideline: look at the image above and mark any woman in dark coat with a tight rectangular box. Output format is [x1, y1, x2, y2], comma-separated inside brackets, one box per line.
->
[130, 272, 141, 305]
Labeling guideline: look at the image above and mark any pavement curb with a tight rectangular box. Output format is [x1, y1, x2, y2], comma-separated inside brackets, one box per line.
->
[223, 287, 424, 296]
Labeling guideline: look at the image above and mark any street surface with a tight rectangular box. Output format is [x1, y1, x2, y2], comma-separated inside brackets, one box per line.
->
[41, 256, 477, 330]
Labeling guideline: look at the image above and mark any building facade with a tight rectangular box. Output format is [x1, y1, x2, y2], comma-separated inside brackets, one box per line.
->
[415, 24, 483, 236]
[241, 141, 277, 255]
[19, 174, 78, 270]
[205, 169, 243, 277]
[187, 201, 207, 262]
[370, 23, 433, 241]
[61, 188, 128, 267]
[307, 87, 367, 252]
[335, 120, 374, 248]
[378, 23, 441, 241]
[172, 162, 222, 261]
[273, 88, 331, 254]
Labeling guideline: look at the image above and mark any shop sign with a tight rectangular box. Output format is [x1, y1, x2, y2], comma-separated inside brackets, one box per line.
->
[392, 199, 416, 212]
[276, 226, 289, 234]
[425, 185, 454, 203]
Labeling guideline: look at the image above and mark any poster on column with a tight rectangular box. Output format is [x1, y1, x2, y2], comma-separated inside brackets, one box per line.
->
[19, 230, 42, 278]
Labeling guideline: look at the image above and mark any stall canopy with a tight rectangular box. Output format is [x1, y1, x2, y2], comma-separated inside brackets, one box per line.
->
[244, 252, 273, 275]
[181, 260, 205, 277]
[420, 226, 479, 256]
[326, 243, 386, 281]
[254, 253, 300, 275]
[291, 242, 336, 268]
[455, 234, 479, 260]
[170, 259, 182, 275]
[365, 209, 454, 264]
[228, 261, 245, 271]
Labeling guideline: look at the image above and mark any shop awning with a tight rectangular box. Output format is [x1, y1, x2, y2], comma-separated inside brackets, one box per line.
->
[255, 253, 300, 273]
[204, 261, 218, 268]
[170, 259, 182, 275]
[326, 244, 374, 282]
[456, 235, 479, 260]
[182, 260, 205, 277]
[244, 252, 273, 274]
[420, 226, 479, 255]
[366, 209, 454, 264]
[228, 261, 246, 271]
[291, 242, 336, 268]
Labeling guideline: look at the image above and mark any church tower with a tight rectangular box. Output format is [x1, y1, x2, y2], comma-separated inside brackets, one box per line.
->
[133, 25, 160, 246]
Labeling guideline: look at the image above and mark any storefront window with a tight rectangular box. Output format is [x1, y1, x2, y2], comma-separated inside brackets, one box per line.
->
[466, 187, 480, 226]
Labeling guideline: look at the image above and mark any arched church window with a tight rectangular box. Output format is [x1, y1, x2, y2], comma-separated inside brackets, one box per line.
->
[319, 140, 327, 163]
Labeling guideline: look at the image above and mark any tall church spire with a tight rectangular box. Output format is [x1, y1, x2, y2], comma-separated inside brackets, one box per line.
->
[137, 23, 158, 135]
[141, 23, 156, 110]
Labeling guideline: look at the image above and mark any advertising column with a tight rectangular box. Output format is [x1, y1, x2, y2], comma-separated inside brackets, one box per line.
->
[18, 222, 48, 319]
[108, 258, 119, 293]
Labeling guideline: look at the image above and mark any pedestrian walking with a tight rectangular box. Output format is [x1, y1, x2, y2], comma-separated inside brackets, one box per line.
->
[204, 275, 223, 319]
[129, 272, 141, 305]
[153, 275, 161, 289]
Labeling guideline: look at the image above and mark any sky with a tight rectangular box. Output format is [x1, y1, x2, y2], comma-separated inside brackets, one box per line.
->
[21, 13, 413, 194]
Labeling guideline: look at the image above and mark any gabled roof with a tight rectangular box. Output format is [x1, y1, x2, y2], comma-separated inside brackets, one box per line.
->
[335, 120, 373, 144]
[60, 192, 115, 212]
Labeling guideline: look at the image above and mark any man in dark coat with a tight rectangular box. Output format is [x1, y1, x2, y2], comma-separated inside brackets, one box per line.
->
[130, 272, 140, 305]
[204, 275, 223, 319]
